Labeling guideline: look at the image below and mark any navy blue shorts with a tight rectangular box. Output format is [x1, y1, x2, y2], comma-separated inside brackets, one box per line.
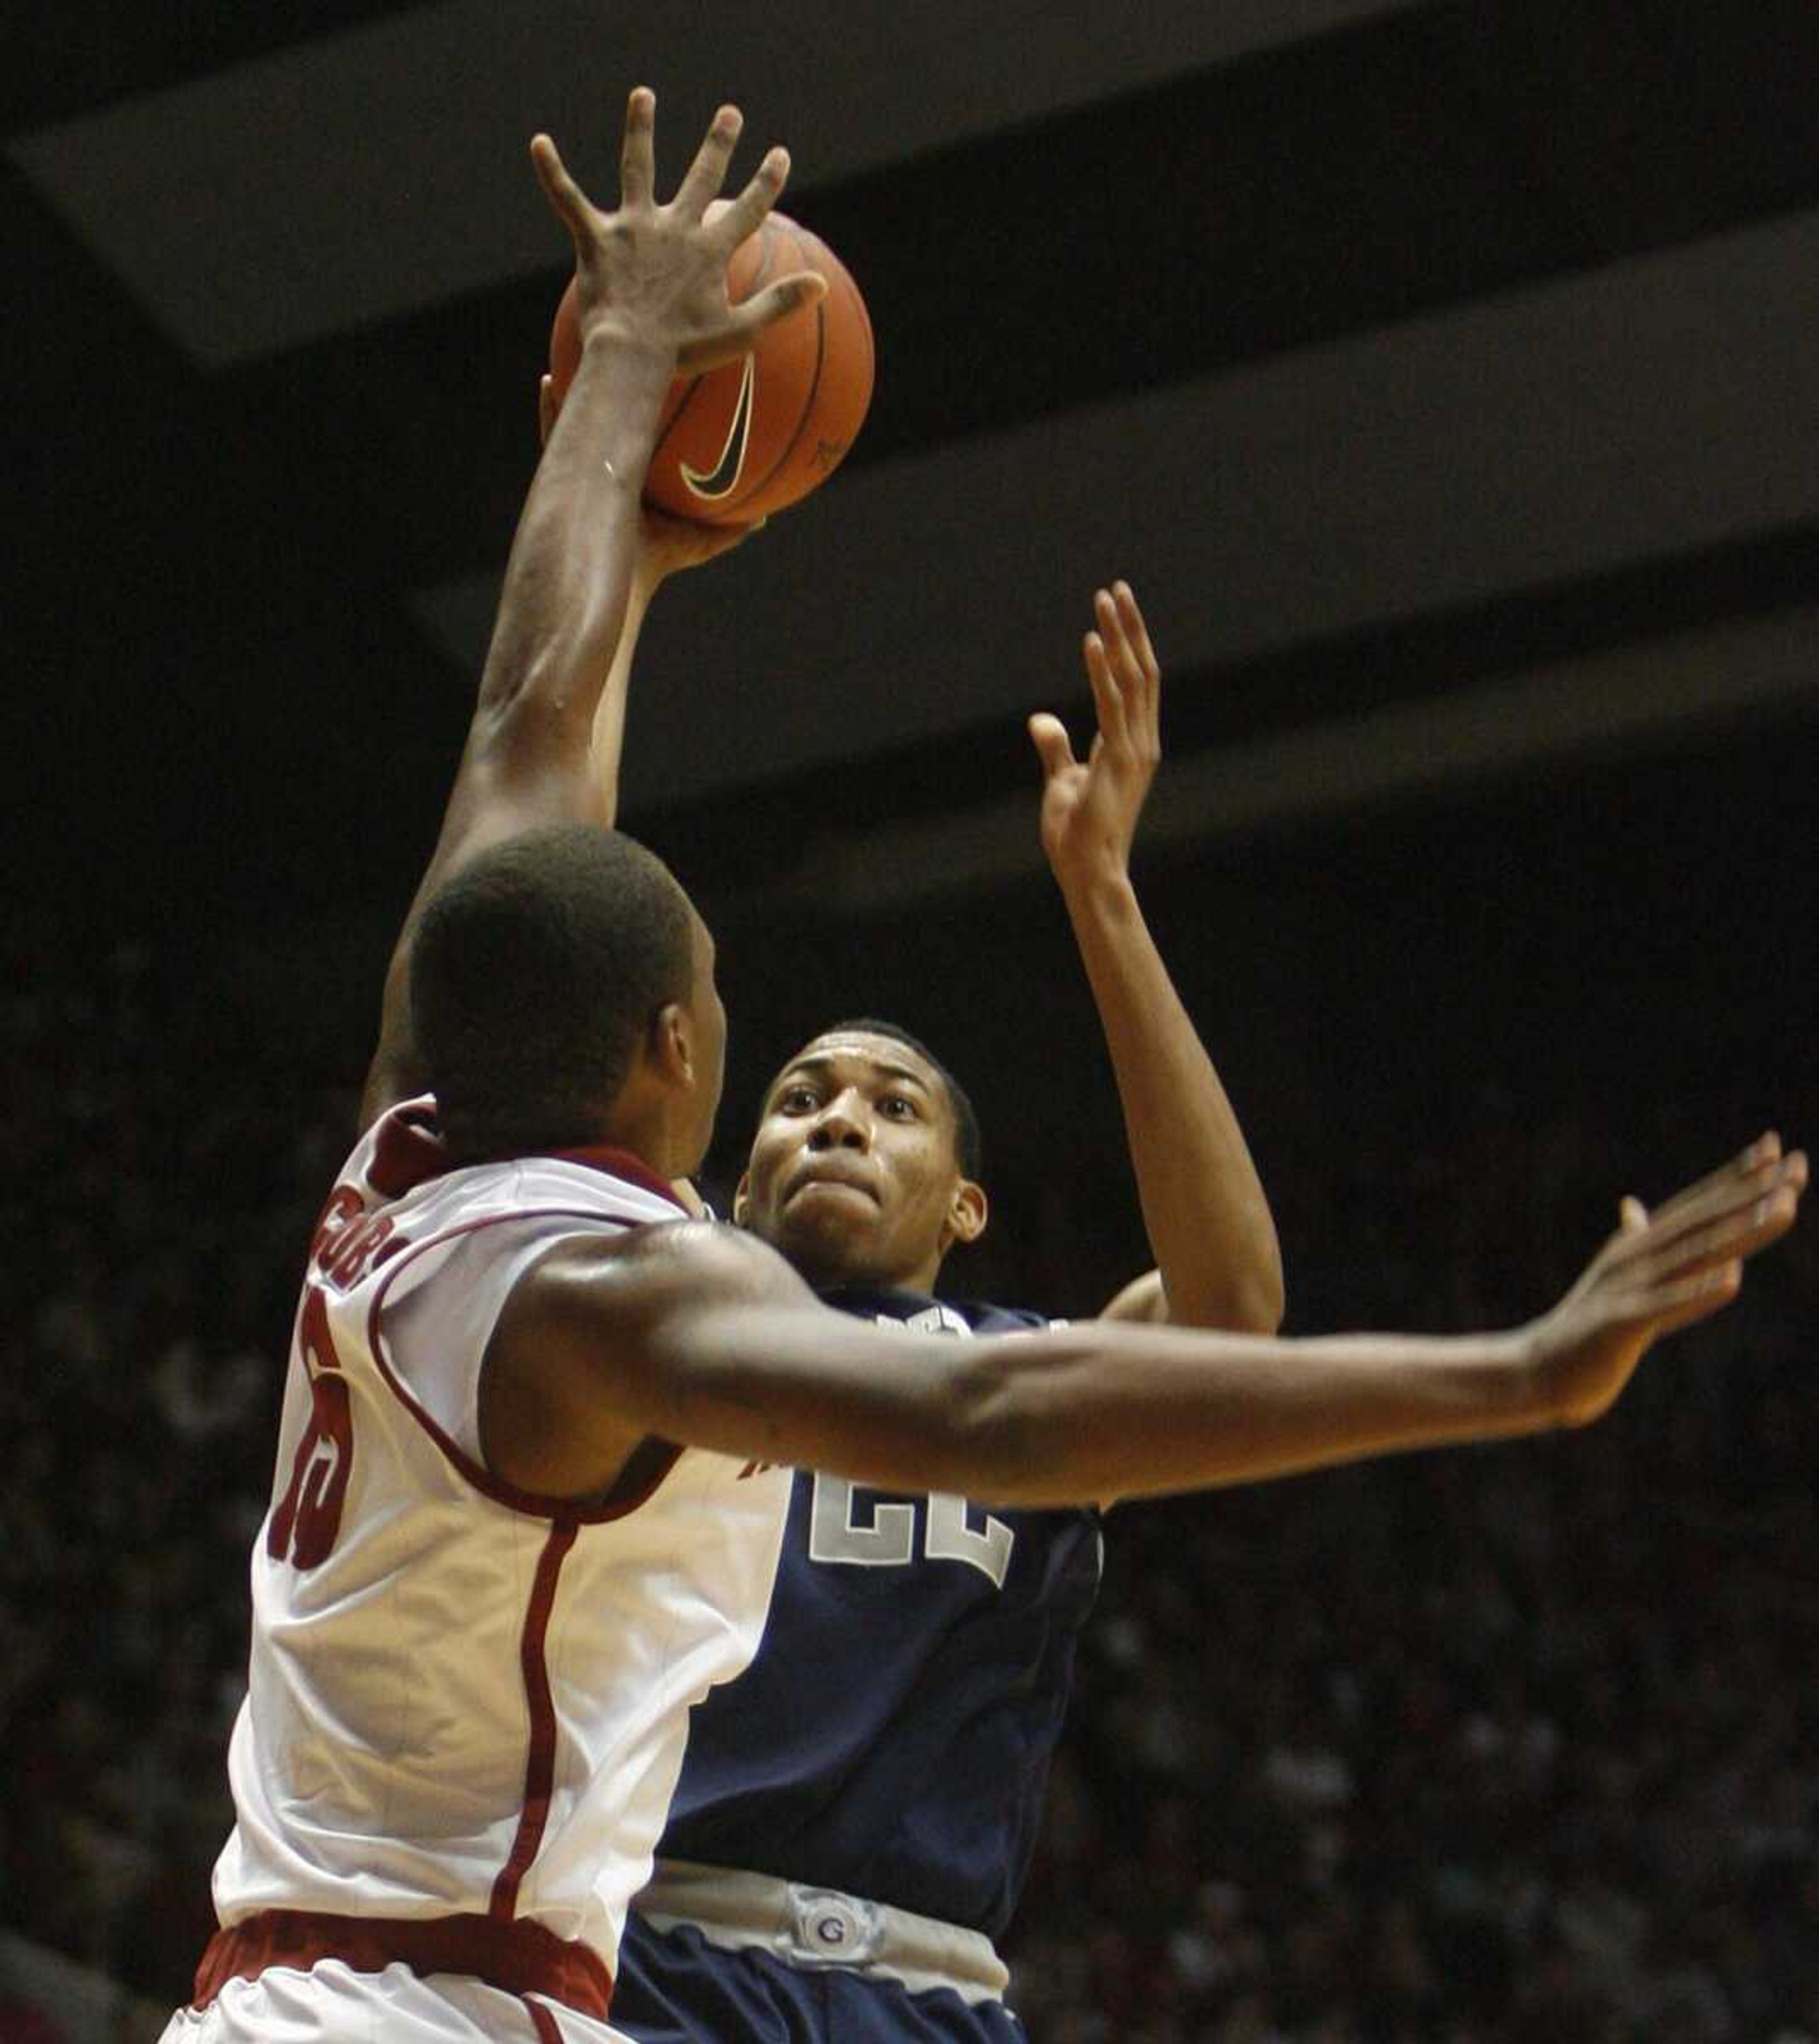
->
[612, 1917, 1028, 2044]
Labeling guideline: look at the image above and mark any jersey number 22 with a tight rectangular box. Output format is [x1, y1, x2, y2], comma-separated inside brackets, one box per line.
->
[809, 1475, 1013, 1588]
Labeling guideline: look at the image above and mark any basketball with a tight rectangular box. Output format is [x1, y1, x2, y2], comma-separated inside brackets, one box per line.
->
[547, 210, 873, 526]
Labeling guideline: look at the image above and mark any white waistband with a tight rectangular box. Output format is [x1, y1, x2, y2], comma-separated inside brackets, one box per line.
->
[633, 1857, 1010, 2007]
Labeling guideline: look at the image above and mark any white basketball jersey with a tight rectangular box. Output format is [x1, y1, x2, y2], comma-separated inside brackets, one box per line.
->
[211, 1099, 791, 1973]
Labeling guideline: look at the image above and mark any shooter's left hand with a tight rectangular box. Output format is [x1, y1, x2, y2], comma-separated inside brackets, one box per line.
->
[1029, 581, 1162, 891]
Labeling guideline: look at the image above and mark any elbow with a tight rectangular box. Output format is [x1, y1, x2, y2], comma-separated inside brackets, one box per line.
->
[1170, 1260, 1286, 1336]
[459, 688, 604, 814]
[473, 669, 594, 747]
[1226, 1224, 1288, 1334]
[1234, 1261, 1287, 1336]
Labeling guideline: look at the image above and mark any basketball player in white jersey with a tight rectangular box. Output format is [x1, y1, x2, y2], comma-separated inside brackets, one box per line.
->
[160, 85, 821, 2044]
[161, 81, 1806, 2044]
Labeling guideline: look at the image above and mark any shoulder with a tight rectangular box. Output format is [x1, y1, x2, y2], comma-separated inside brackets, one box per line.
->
[509, 1218, 808, 1343]
[482, 1221, 810, 1499]
[1097, 1269, 1168, 1324]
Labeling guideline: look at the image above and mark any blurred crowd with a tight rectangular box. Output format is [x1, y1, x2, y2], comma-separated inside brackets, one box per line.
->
[1, 947, 358, 2021]
[3, 942, 1814, 2043]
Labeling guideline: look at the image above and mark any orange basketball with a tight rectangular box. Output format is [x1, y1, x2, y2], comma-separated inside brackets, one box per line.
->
[547, 211, 873, 526]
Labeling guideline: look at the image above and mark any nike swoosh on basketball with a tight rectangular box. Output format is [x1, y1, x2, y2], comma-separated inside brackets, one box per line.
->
[681, 354, 756, 501]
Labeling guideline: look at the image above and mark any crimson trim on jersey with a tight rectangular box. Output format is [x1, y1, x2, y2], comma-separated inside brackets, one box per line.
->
[364, 1096, 692, 1216]
[190, 1905, 612, 2019]
[366, 1208, 683, 1524]
[490, 1515, 578, 1920]
[541, 1141, 691, 1211]
[368, 1100, 450, 1198]
[525, 1999, 566, 2043]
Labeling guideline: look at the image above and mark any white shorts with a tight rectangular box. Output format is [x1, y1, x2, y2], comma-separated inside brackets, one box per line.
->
[157, 1960, 629, 2044]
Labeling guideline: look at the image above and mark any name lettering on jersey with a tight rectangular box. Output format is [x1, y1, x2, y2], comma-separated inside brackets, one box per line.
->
[310, 1187, 407, 1289]
[809, 1475, 1014, 1589]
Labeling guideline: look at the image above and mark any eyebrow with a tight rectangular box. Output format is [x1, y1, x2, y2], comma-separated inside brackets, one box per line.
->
[774, 1054, 934, 1095]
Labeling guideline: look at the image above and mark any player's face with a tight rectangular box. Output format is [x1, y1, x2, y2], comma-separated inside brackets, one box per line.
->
[735, 1032, 985, 1292]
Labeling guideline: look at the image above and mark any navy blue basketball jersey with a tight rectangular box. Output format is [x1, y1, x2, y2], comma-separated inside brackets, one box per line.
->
[653, 1287, 1103, 1938]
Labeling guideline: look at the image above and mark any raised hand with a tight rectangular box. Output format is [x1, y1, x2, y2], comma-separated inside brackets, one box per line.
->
[1028, 581, 1162, 890]
[1530, 1133, 1806, 1426]
[531, 88, 825, 376]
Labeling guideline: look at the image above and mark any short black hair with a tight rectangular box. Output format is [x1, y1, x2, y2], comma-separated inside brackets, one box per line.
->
[410, 823, 694, 1161]
[811, 1017, 983, 1182]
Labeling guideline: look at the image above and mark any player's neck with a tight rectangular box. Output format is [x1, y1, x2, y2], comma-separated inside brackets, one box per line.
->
[595, 1075, 699, 1187]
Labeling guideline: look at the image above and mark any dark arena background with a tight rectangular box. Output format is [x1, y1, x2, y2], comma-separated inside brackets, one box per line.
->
[5, 6, 1817, 2040]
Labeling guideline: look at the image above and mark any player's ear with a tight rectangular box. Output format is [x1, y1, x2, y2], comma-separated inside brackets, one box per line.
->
[649, 1001, 695, 1089]
[941, 1178, 988, 1252]
[731, 1169, 753, 1227]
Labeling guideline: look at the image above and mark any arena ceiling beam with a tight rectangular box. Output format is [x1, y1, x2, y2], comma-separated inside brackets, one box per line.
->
[12, 0, 1426, 365]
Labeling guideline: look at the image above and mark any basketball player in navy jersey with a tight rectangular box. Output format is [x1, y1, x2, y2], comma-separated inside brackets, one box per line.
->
[589, 571, 1285, 2044]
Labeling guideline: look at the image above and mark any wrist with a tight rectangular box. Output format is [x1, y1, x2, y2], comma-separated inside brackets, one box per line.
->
[1503, 1319, 1559, 1431]
[565, 325, 678, 432]
[578, 320, 682, 378]
[1053, 861, 1137, 918]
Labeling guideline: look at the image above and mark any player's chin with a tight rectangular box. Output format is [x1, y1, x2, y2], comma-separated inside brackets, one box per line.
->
[766, 1201, 881, 1287]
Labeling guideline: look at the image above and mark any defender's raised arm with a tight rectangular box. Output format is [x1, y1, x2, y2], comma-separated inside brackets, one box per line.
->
[359, 90, 821, 1127]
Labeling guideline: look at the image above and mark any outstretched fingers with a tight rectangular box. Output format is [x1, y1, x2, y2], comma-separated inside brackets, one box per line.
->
[1612, 1138, 1801, 1259]
[1612, 1142, 1805, 1287]
[1085, 602, 1131, 754]
[618, 86, 657, 209]
[709, 144, 793, 252]
[672, 104, 744, 220]
[705, 266, 827, 362]
[531, 133, 600, 244]
[1651, 1173, 1802, 1279]
[1110, 580, 1161, 747]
